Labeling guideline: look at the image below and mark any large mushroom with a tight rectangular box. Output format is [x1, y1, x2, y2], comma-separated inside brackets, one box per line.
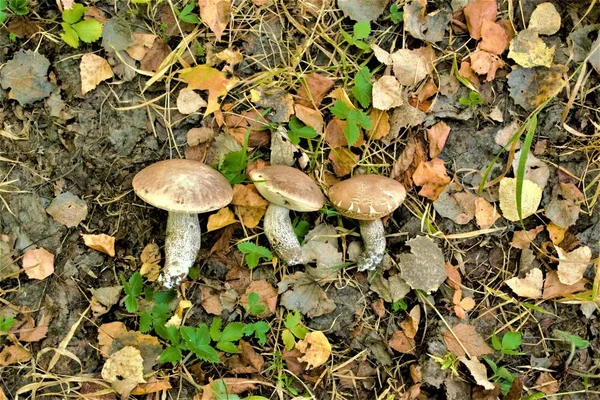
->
[328, 174, 406, 271]
[133, 159, 232, 288]
[249, 165, 325, 265]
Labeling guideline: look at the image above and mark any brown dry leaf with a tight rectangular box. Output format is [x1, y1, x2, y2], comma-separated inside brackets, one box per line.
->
[200, 378, 256, 400]
[391, 135, 427, 188]
[470, 50, 504, 82]
[426, 121, 450, 158]
[180, 65, 237, 115]
[464, 0, 497, 40]
[556, 245, 592, 286]
[188, 127, 215, 146]
[22, 248, 54, 280]
[367, 108, 390, 140]
[542, 270, 587, 300]
[296, 73, 334, 108]
[372, 75, 403, 110]
[389, 330, 416, 354]
[250, 86, 294, 123]
[82, 233, 116, 257]
[458, 61, 480, 90]
[131, 378, 172, 395]
[511, 225, 544, 249]
[443, 323, 493, 358]
[403, 0, 450, 43]
[329, 147, 359, 177]
[240, 280, 278, 317]
[324, 118, 349, 147]
[508, 30, 555, 68]
[80, 53, 113, 95]
[139, 39, 171, 72]
[177, 89, 207, 115]
[459, 357, 495, 390]
[547, 222, 566, 245]
[19, 314, 51, 342]
[391, 47, 435, 87]
[101, 346, 145, 397]
[475, 197, 500, 229]
[498, 177, 542, 221]
[98, 322, 128, 358]
[141, 243, 160, 264]
[231, 184, 268, 229]
[238, 340, 264, 372]
[505, 268, 543, 299]
[296, 331, 331, 369]
[445, 263, 461, 290]
[200, 286, 223, 315]
[140, 263, 160, 282]
[295, 104, 324, 133]
[433, 185, 477, 225]
[207, 207, 237, 232]
[278, 272, 336, 318]
[91, 286, 123, 317]
[480, 20, 508, 54]
[528, 3, 561, 36]
[198, 0, 230, 40]
[0, 344, 31, 366]
[400, 306, 421, 339]
[126, 33, 157, 61]
[535, 372, 560, 395]
[412, 158, 451, 201]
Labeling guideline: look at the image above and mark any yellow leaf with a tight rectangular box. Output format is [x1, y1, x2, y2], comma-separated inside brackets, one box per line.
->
[207, 207, 237, 232]
[80, 53, 113, 95]
[180, 64, 236, 115]
[505, 267, 543, 299]
[498, 177, 542, 221]
[101, 346, 145, 396]
[82, 233, 116, 257]
[295, 331, 331, 369]
[508, 30, 555, 68]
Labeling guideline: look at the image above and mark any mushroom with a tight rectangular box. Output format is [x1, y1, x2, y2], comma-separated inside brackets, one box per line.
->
[133, 159, 232, 288]
[249, 165, 325, 265]
[328, 174, 406, 271]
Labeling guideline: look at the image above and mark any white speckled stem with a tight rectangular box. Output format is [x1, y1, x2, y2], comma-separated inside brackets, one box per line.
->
[264, 203, 305, 265]
[158, 212, 201, 288]
[357, 219, 386, 271]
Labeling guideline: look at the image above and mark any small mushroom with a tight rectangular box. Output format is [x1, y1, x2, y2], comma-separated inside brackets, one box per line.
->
[249, 165, 325, 265]
[133, 159, 232, 288]
[328, 174, 406, 271]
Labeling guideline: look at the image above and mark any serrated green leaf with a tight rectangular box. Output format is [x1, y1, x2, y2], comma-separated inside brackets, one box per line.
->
[152, 303, 172, 323]
[216, 340, 240, 353]
[60, 22, 79, 48]
[72, 19, 103, 43]
[125, 295, 138, 313]
[139, 312, 153, 333]
[237, 242, 272, 269]
[221, 322, 245, 342]
[62, 3, 86, 24]
[282, 329, 295, 351]
[210, 317, 222, 342]
[248, 292, 266, 315]
[348, 109, 372, 129]
[353, 21, 370, 40]
[129, 272, 143, 296]
[194, 343, 221, 362]
[293, 218, 310, 241]
[284, 311, 301, 329]
[8, 0, 27, 15]
[243, 321, 270, 345]
[0, 10, 7, 24]
[330, 100, 350, 119]
[165, 325, 180, 345]
[153, 290, 176, 304]
[344, 120, 360, 147]
[159, 346, 182, 363]
[352, 66, 372, 108]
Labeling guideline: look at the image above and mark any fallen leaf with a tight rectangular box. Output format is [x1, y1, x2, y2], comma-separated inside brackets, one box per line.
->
[399, 236, 447, 293]
[542, 270, 587, 300]
[0, 50, 56, 105]
[445, 263, 462, 290]
[389, 330, 416, 354]
[46, 192, 88, 228]
[177, 89, 207, 114]
[200, 286, 223, 315]
[240, 280, 278, 317]
[295, 104, 324, 133]
[511, 151, 550, 190]
[270, 126, 299, 166]
[141, 243, 161, 264]
[110, 331, 163, 373]
[80, 53, 113, 95]
[433, 186, 477, 225]
[98, 322, 128, 358]
[91, 286, 123, 317]
[498, 177, 542, 221]
[198, 0, 230, 40]
[545, 194, 580, 229]
[391, 47, 435, 87]
[180, 65, 237, 115]
[369, 274, 411, 303]
[366, 108, 390, 140]
[324, 118, 354, 147]
[22, 248, 54, 280]
[505, 267, 543, 299]
[589, 35, 600, 74]
[426, 121, 450, 158]
[508, 65, 565, 111]
[337, 0, 388, 22]
[443, 324, 493, 358]
[535, 372, 559, 395]
[101, 346, 145, 397]
[0, 344, 31, 366]
[400, 306, 421, 339]
[460, 357, 495, 390]
[82, 233, 116, 257]
[200, 378, 256, 400]
[296, 73, 334, 108]
[404, 1, 450, 43]
[187, 127, 215, 146]
[250, 86, 294, 123]
[231, 184, 268, 229]
[19, 314, 51, 342]
[480, 20, 508, 54]
[463, 0, 497, 40]
[372, 75, 403, 110]
[470, 49, 504, 81]
[278, 272, 336, 318]
[547, 222, 566, 245]
[131, 378, 172, 395]
[229, 339, 265, 373]
[329, 147, 359, 177]
[7, 17, 40, 38]
[510, 225, 544, 249]
[528, 3, 561, 36]
[207, 207, 238, 232]
[458, 61, 480, 90]
[139, 38, 171, 72]
[125, 33, 157, 61]
[508, 30, 555, 68]
[556, 245, 591, 286]
[296, 331, 331, 369]
[302, 223, 343, 272]
[475, 197, 500, 229]
[412, 158, 451, 200]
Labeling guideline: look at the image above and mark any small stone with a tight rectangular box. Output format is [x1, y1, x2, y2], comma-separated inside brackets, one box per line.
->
[46, 192, 88, 228]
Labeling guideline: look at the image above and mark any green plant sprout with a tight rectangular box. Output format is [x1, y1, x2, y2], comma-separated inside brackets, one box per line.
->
[459, 91, 485, 107]
[120, 271, 143, 313]
[175, 2, 201, 24]
[287, 116, 318, 145]
[352, 66, 373, 109]
[247, 292, 266, 315]
[484, 357, 516, 395]
[330, 100, 372, 146]
[292, 217, 310, 241]
[0, 0, 28, 23]
[60, 3, 103, 48]
[492, 331, 524, 359]
[341, 21, 371, 50]
[281, 311, 308, 350]
[389, 3, 403, 24]
[237, 242, 273, 269]
[555, 329, 590, 367]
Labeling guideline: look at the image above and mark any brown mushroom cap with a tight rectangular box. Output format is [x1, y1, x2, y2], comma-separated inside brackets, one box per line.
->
[249, 165, 325, 212]
[133, 159, 232, 213]
[328, 174, 406, 220]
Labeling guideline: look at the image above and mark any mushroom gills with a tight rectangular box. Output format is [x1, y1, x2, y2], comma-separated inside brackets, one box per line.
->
[158, 212, 201, 288]
[356, 219, 386, 271]
[263, 203, 306, 265]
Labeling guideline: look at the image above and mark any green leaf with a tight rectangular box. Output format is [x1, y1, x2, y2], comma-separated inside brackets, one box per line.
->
[8, 0, 27, 15]
[219, 150, 247, 185]
[221, 322, 245, 342]
[210, 317, 223, 342]
[352, 66, 372, 108]
[248, 292, 266, 315]
[60, 22, 80, 48]
[284, 311, 301, 329]
[152, 303, 172, 323]
[216, 341, 240, 353]
[180, 14, 201, 24]
[292, 218, 310, 241]
[353, 40, 371, 50]
[390, 4, 403, 24]
[0, 10, 7, 24]
[391, 299, 407, 312]
[62, 3, 86, 24]
[165, 325, 180, 345]
[0, 316, 15, 333]
[348, 109, 372, 129]
[159, 346, 182, 363]
[491, 333, 502, 351]
[344, 120, 360, 147]
[330, 100, 350, 119]
[139, 312, 153, 333]
[242, 321, 270, 345]
[353, 21, 370, 40]
[179, 2, 194, 16]
[282, 329, 295, 351]
[288, 116, 318, 146]
[289, 323, 308, 340]
[341, 29, 355, 45]
[237, 242, 272, 269]
[129, 272, 143, 296]
[555, 330, 590, 349]
[501, 331, 522, 351]
[181, 325, 220, 363]
[125, 295, 138, 313]
[188, 266, 200, 280]
[72, 19, 103, 43]
[153, 290, 177, 304]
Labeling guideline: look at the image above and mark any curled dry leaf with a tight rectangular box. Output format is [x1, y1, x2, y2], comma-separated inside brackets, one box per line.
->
[498, 178, 542, 221]
[443, 323, 493, 358]
[22, 248, 54, 280]
[207, 207, 237, 232]
[101, 346, 145, 396]
[505, 267, 543, 299]
[82, 233, 116, 257]
[556, 245, 592, 286]
[91, 286, 123, 317]
[412, 158, 451, 201]
[80, 53, 113, 95]
[459, 357, 495, 390]
[187, 127, 215, 146]
[547, 222, 566, 245]
[296, 331, 331, 369]
[372, 75, 403, 110]
[400, 306, 421, 339]
[131, 378, 172, 395]
[528, 2, 561, 36]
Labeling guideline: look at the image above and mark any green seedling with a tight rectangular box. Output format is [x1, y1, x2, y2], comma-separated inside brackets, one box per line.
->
[392, 299, 408, 312]
[287, 116, 318, 145]
[459, 91, 485, 107]
[247, 292, 266, 316]
[342, 21, 371, 50]
[389, 3, 403, 24]
[237, 242, 273, 269]
[0, 0, 28, 23]
[292, 217, 310, 242]
[330, 100, 372, 146]
[120, 271, 143, 313]
[241, 321, 270, 345]
[281, 311, 308, 350]
[492, 331, 523, 358]
[212, 380, 270, 400]
[0, 316, 15, 333]
[320, 204, 340, 218]
[175, 2, 201, 24]
[555, 329, 590, 367]
[352, 66, 373, 109]
[60, 3, 103, 48]
[430, 352, 459, 375]
[484, 357, 516, 395]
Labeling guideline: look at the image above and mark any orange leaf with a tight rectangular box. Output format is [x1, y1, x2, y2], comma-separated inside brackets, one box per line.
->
[80, 53, 113, 95]
[443, 323, 493, 358]
[198, 0, 231, 40]
[329, 147, 359, 177]
[207, 207, 238, 232]
[389, 330, 416, 354]
[426, 121, 450, 158]
[180, 64, 236, 115]
[464, 0, 497, 40]
[131, 378, 172, 395]
[412, 158, 451, 200]
[22, 248, 54, 280]
[0, 344, 31, 366]
[82, 233, 116, 257]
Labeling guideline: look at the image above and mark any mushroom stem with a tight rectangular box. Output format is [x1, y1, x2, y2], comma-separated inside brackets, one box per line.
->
[158, 212, 201, 288]
[264, 203, 305, 265]
[357, 219, 386, 271]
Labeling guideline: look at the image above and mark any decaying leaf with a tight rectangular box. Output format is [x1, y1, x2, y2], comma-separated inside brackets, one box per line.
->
[0, 344, 31, 366]
[337, 0, 387, 22]
[511, 151, 550, 190]
[98, 321, 129, 358]
[510, 226, 544, 249]
[46, 192, 88, 228]
[433, 186, 477, 225]
[426, 121, 450, 158]
[101, 346, 145, 396]
[207, 207, 237, 232]
[508, 30, 555, 68]
[535, 372, 559, 395]
[80, 53, 113, 95]
[475, 197, 500, 229]
[296, 73, 334, 108]
[278, 272, 336, 318]
[463, 0, 497, 40]
[180, 65, 237, 115]
[443, 324, 493, 358]
[542, 270, 587, 300]
[198, 0, 231, 40]
[231, 184, 269, 229]
[296, 331, 331, 369]
[200, 378, 256, 400]
[389, 330, 416, 354]
[505, 268, 543, 299]
[412, 158, 451, 201]
[177, 89, 207, 115]
[82, 233, 116, 257]
[22, 248, 54, 280]
[470, 50, 504, 81]
[369, 273, 411, 303]
[201, 285, 224, 315]
[131, 378, 172, 395]
[403, 1, 450, 43]
[400, 306, 421, 339]
[125, 33, 157, 61]
[0, 50, 56, 105]
[372, 75, 403, 110]
[556, 245, 591, 286]
[250, 86, 294, 123]
[399, 236, 447, 293]
[91, 286, 123, 317]
[508, 65, 565, 111]
[391, 47, 435, 87]
[459, 357, 495, 390]
[498, 177, 542, 221]
[240, 280, 278, 317]
[18, 314, 51, 342]
[528, 3, 561, 36]
[295, 104, 324, 133]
